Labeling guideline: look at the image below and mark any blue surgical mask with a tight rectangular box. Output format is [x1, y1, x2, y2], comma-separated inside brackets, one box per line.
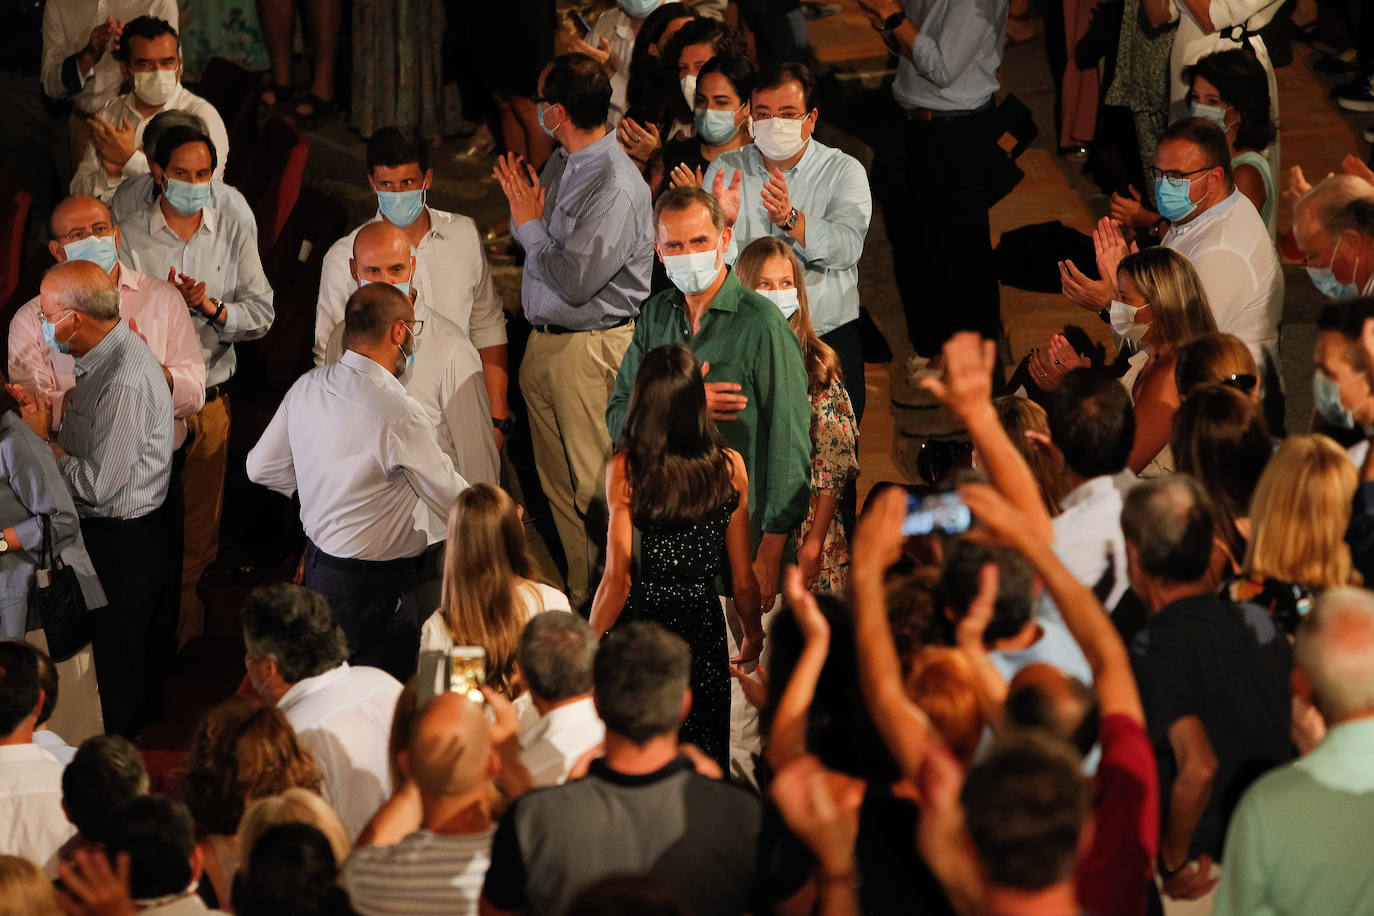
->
[1189, 101, 1230, 132]
[695, 106, 741, 145]
[360, 278, 413, 298]
[1154, 175, 1198, 223]
[1307, 237, 1361, 301]
[1313, 372, 1356, 429]
[663, 247, 722, 294]
[63, 234, 118, 273]
[163, 178, 211, 216]
[537, 102, 562, 140]
[619, 0, 660, 16]
[756, 287, 799, 318]
[397, 322, 419, 380]
[42, 315, 72, 355]
[376, 189, 425, 229]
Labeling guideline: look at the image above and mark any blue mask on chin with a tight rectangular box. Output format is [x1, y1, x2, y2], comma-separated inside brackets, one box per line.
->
[1154, 175, 1198, 223]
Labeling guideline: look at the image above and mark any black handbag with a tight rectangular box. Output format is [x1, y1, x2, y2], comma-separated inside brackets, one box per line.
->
[27, 515, 91, 661]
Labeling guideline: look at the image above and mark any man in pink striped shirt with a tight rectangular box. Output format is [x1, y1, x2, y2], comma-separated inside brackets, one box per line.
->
[8, 194, 205, 449]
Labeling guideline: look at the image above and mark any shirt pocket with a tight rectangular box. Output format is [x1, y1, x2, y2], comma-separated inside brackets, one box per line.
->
[548, 204, 578, 240]
[55, 407, 93, 449]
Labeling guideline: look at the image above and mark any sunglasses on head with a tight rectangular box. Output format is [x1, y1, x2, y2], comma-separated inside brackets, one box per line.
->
[1222, 373, 1257, 393]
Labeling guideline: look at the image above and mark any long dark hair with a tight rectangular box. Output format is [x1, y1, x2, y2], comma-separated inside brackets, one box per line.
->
[660, 19, 751, 127]
[1183, 49, 1277, 153]
[625, 4, 695, 125]
[620, 343, 736, 525]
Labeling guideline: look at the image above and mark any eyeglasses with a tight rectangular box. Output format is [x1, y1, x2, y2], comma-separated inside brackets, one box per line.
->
[1222, 373, 1257, 393]
[1146, 165, 1216, 182]
[402, 319, 424, 338]
[56, 224, 114, 244]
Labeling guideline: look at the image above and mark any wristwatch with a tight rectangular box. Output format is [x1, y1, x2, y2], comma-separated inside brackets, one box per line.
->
[0, 536, 9, 554]
[874, 10, 907, 31]
[782, 207, 799, 231]
[1098, 306, 1111, 324]
[493, 416, 516, 437]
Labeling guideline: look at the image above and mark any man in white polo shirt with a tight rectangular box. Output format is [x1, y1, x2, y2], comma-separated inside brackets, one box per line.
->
[516, 611, 604, 787]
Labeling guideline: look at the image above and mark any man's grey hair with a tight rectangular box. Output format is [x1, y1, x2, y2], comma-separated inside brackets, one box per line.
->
[142, 109, 210, 159]
[517, 611, 597, 703]
[241, 584, 348, 685]
[1120, 475, 1215, 585]
[46, 262, 120, 320]
[1297, 175, 1374, 237]
[1296, 586, 1374, 721]
[593, 622, 690, 744]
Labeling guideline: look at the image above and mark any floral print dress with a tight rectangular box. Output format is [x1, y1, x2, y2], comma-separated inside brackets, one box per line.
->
[799, 378, 860, 594]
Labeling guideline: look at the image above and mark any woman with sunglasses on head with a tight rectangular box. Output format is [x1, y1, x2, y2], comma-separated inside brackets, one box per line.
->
[1175, 331, 1261, 401]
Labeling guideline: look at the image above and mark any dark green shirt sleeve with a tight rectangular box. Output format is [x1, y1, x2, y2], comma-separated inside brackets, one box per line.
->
[753, 317, 812, 535]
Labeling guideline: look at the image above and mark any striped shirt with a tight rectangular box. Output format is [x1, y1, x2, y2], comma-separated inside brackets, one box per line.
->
[57, 320, 174, 520]
[343, 828, 495, 916]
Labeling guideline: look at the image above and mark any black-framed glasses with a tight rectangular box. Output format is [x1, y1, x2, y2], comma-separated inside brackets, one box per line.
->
[1147, 165, 1216, 182]
[1222, 373, 1257, 393]
[402, 319, 424, 338]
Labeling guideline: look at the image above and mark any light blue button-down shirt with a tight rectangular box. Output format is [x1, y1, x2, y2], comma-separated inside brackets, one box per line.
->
[117, 195, 275, 387]
[512, 131, 654, 331]
[891, 0, 1008, 112]
[704, 139, 872, 336]
[1215, 717, 1374, 916]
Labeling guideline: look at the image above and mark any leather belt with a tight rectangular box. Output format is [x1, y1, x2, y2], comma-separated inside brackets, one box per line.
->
[903, 99, 995, 121]
[533, 315, 632, 335]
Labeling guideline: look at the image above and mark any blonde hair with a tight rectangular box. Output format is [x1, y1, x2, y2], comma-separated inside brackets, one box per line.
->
[993, 396, 1070, 516]
[0, 856, 60, 916]
[734, 237, 842, 394]
[1245, 435, 1360, 588]
[237, 789, 351, 867]
[438, 484, 537, 697]
[904, 647, 986, 766]
[1118, 247, 1216, 355]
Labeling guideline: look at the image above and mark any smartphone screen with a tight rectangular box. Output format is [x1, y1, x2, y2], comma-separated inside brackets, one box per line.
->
[902, 491, 972, 537]
[449, 647, 486, 705]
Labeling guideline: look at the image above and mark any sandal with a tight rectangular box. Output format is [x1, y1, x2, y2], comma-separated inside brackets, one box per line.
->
[260, 83, 294, 113]
[292, 92, 340, 130]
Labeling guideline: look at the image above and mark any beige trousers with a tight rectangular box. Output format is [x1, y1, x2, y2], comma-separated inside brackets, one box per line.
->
[519, 324, 632, 609]
[180, 395, 230, 646]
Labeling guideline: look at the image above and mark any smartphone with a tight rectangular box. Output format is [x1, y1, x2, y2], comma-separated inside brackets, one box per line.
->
[902, 491, 972, 537]
[568, 10, 592, 38]
[416, 646, 487, 710]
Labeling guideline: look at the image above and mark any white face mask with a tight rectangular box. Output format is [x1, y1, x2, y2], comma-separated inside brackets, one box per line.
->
[680, 74, 698, 110]
[756, 287, 799, 318]
[133, 68, 179, 107]
[663, 246, 722, 294]
[750, 115, 808, 161]
[1109, 299, 1151, 343]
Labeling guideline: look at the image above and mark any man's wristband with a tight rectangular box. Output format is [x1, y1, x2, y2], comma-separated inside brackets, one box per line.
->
[211, 300, 226, 324]
[1157, 854, 1187, 881]
[493, 416, 516, 436]
[873, 10, 906, 32]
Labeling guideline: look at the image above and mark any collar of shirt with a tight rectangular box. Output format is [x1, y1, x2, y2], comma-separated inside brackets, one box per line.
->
[368, 206, 452, 246]
[114, 263, 143, 294]
[610, 8, 634, 40]
[519, 695, 601, 751]
[278, 662, 352, 713]
[73, 319, 133, 378]
[148, 194, 217, 241]
[1169, 188, 1243, 240]
[666, 268, 747, 336]
[588, 754, 695, 787]
[339, 348, 406, 395]
[1295, 717, 1374, 793]
[0, 743, 61, 765]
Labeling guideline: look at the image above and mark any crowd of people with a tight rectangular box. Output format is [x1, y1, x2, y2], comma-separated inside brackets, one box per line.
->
[2, 0, 1374, 914]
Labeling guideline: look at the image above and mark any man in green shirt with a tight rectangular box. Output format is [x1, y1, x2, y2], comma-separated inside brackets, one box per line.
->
[606, 186, 811, 598]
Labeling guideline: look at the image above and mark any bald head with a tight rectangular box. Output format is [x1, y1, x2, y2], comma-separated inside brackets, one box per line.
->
[48, 196, 120, 272]
[342, 283, 413, 349]
[1006, 664, 1098, 757]
[351, 221, 415, 290]
[1297, 175, 1374, 238]
[407, 693, 493, 798]
[50, 195, 114, 240]
[1296, 587, 1374, 722]
[41, 261, 120, 319]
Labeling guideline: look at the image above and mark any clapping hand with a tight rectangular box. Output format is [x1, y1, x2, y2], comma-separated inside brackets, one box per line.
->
[761, 168, 792, 227]
[1093, 215, 1136, 286]
[616, 117, 661, 164]
[710, 168, 743, 227]
[1028, 334, 1089, 390]
[6, 384, 52, 441]
[90, 114, 136, 174]
[670, 163, 704, 189]
[166, 268, 209, 313]
[1108, 185, 1157, 229]
[492, 153, 546, 228]
[1058, 257, 1113, 311]
[83, 18, 123, 63]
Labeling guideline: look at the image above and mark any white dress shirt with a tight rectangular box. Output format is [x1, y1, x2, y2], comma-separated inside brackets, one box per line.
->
[314, 208, 506, 366]
[704, 139, 873, 335]
[589, 5, 654, 127]
[70, 82, 229, 203]
[321, 299, 499, 493]
[519, 696, 606, 787]
[1164, 188, 1282, 384]
[892, 0, 1008, 111]
[1052, 471, 1138, 614]
[0, 743, 76, 876]
[41, 0, 179, 115]
[118, 193, 274, 388]
[9, 265, 206, 448]
[276, 663, 404, 840]
[246, 349, 468, 561]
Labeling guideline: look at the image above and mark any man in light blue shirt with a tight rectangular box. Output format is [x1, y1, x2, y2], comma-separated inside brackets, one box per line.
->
[493, 52, 653, 610]
[1214, 587, 1374, 916]
[704, 61, 872, 420]
[116, 123, 274, 644]
[855, 0, 1007, 377]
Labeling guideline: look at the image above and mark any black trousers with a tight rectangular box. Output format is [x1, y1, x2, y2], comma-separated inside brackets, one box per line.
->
[820, 319, 867, 424]
[84, 502, 178, 738]
[892, 106, 1002, 358]
[303, 542, 421, 682]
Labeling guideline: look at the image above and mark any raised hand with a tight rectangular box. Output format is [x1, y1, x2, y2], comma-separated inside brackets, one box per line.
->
[571, 35, 614, 73]
[492, 153, 546, 227]
[710, 168, 743, 227]
[760, 167, 792, 226]
[1058, 257, 1114, 311]
[90, 114, 136, 173]
[167, 267, 209, 312]
[1108, 184, 1157, 228]
[670, 162, 705, 189]
[1093, 215, 1136, 285]
[616, 117, 661, 163]
[918, 331, 996, 421]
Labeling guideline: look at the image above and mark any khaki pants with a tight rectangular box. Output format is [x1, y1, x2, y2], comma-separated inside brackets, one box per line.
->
[180, 395, 231, 646]
[519, 324, 632, 609]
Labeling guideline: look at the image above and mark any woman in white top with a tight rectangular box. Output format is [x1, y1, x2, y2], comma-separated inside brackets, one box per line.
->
[419, 484, 570, 720]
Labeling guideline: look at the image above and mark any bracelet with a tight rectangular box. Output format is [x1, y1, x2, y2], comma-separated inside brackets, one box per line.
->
[1157, 854, 1187, 881]
[211, 301, 226, 324]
